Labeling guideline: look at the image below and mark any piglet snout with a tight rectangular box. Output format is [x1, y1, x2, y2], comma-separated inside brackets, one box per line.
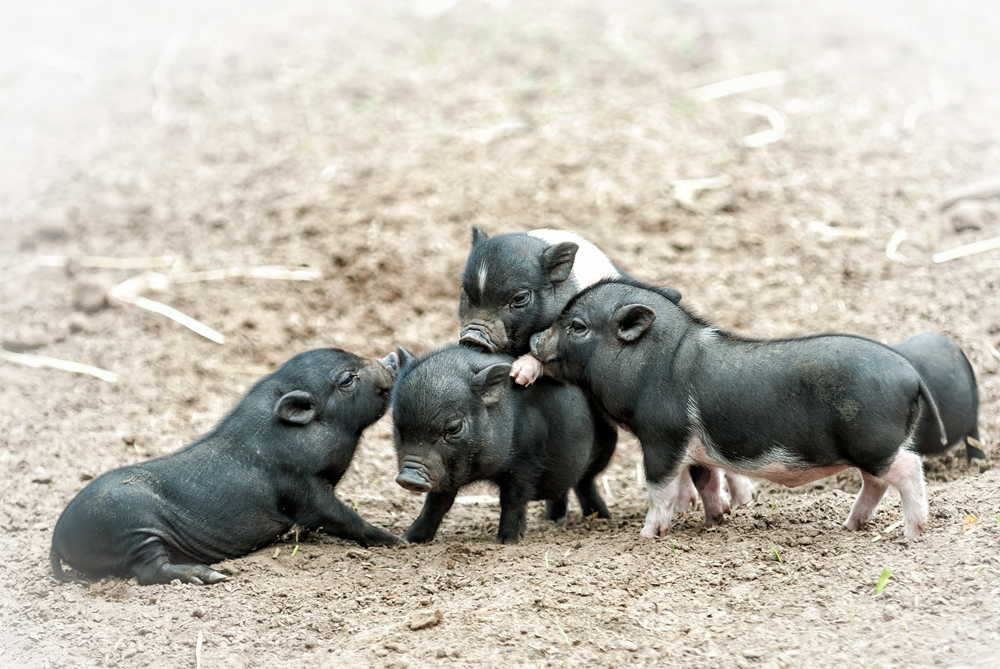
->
[396, 467, 432, 493]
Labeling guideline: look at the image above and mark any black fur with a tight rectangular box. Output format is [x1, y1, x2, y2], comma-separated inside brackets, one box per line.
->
[391, 345, 616, 544]
[50, 348, 403, 586]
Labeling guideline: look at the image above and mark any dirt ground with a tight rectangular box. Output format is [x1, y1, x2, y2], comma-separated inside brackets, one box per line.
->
[2, 0, 1000, 667]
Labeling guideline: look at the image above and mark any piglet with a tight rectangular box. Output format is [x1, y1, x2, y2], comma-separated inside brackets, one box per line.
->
[50, 348, 403, 586]
[531, 279, 946, 538]
[391, 345, 616, 544]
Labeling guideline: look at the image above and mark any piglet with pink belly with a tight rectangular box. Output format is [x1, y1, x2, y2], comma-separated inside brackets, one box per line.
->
[530, 278, 945, 539]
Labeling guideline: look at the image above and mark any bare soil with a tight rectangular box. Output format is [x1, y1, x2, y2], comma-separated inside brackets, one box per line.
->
[2, 1, 1000, 667]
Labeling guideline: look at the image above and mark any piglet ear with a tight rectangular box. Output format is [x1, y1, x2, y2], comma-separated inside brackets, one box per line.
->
[274, 390, 318, 425]
[471, 363, 512, 406]
[542, 242, 579, 284]
[660, 286, 682, 305]
[396, 346, 418, 370]
[471, 225, 489, 247]
[614, 304, 656, 342]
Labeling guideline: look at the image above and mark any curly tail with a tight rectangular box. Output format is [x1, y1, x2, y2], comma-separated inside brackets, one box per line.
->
[917, 377, 948, 448]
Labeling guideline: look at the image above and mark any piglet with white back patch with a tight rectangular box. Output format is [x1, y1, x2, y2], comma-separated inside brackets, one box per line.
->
[456, 225, 755, 523]
[531, 279, 945, 539]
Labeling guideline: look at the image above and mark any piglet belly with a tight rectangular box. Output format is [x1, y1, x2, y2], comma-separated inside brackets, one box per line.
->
[685, 438, 849, 488]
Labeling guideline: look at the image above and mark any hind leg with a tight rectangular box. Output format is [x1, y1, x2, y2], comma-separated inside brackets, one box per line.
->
[881, 450, 929, 537]
[573, 479, 610, 519]
[844, 470, 889, 532]
[673, 467, 699, 515]
[725, 473, 755, 508]
[130, 541, 227, 586]
[546, 495, 569, 524]
[690, 466, 730, 527]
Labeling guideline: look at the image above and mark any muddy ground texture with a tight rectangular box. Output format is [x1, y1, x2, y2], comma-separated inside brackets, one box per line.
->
[2, 1, 1000, 667]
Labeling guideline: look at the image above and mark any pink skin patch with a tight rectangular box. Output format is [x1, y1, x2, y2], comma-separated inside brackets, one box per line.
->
[674, 467, 699, 515]
[693, 468, 731, 527]
[510, 353, 544, 386]
[725, 473, 755, 508]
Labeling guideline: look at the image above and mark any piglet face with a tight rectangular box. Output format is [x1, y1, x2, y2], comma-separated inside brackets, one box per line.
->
[458, 227, 580, 355]
[531, 285, 657, 385]
[391, 347, 511, 494]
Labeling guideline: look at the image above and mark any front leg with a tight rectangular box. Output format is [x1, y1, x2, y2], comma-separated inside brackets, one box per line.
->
[496, 483, 532, 545]
[510, 353, 544, 386]
[403, 491, 457, 544]
[638, 432, 687, 539]
[310, 482, 403, 547]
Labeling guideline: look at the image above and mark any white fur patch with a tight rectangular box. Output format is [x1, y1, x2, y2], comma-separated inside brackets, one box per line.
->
[640, 478, 680, 538]
[477, 264, 488, 295]
[527, 229, 621, 288]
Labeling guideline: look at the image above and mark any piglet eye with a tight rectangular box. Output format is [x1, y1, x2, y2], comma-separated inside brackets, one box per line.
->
[569, 318, 588, 335]
[337, 372, 358, 390]
[509, 290, 531, 309]
[443, 420, 464, 440]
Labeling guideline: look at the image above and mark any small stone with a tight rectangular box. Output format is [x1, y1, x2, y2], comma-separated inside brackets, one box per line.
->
[346, 548, 372, 560]
[408, 609, 442, 630]
[192, 609, 205, 618]
[882, 607, 898, 621]
[743, 649, 764, 659]
[797, 536, 813, 546]
[435, 649, 448, 658]
[620, 640, 639, 652]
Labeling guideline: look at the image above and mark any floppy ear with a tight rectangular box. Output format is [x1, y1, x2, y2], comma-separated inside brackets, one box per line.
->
[471, 225, 489, 247]
[660, 286, 682, 305]
[614, 304, 656, 342]
[396, 346, 418, 370]
[274, 390, 318, 425]
[471, 363, 512, 406]
[542, 241, 579, 284]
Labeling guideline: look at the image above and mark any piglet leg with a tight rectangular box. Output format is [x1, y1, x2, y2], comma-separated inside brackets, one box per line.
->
[130, 542, 227, 586]
[403, 491, 457, 544]
[844, 472, 889, 532]
[690, 466, 731, 527]
[725, 473, 755, 508]
[673, 467, 700, 515]
[510, 353, 544, 386]
[640, 476, 681, 539]
[881, 449, 928, 537]
[314, 487, 404, 547]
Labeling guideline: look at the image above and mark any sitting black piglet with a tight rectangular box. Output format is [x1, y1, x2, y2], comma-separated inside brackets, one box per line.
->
[391, 345, 616, 544]
[50, 348, 404, 586]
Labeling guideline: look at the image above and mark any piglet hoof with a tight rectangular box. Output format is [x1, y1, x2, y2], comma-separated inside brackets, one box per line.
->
[704, 504, 731, 528]
[510, 354, 543, 386]
[639, 519, 671, 540]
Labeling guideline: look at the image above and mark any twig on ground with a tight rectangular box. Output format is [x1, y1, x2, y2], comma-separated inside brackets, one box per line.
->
[0, 349, 118, 383]
[692, 70, 786, 102]
[670, 176, 732, 208]
[885, 229, 909, 263]
[195, 630, 203, 669]
[110, 272, 224, 344]
[933, 236, 1000, 263]
[808, 221, 870, 239]
[941, 175, 1000, 210]
[602, 475, 615, 503]
[170, 266, 322, 283]
[738, 100, 786, 147]
[0, 255, 178, 282]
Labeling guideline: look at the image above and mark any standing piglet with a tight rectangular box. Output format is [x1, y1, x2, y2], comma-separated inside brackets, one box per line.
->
[531, 279, 946, 539]
[457, 225, 754, 521]
[50, 348, 404, 586]
[391, 345, 616, 544]
[892, 332, 984, 461]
